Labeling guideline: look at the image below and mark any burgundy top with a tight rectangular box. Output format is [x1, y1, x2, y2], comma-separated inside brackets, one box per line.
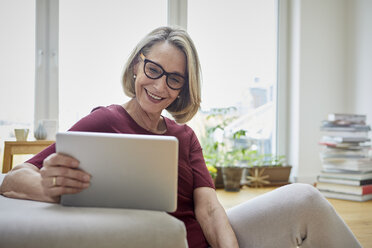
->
[26, 104, 214, 248]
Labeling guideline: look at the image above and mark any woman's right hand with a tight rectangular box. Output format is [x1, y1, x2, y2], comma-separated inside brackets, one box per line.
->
[40, 153, 91, 200]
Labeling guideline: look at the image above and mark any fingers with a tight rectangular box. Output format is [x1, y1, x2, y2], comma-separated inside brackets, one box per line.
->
[43, 176, 90, 189]
[40, 153, 91, 198]
[41, 165, 90, 183]
[43, 153, 80, 169]
[41, 175, 87, 197]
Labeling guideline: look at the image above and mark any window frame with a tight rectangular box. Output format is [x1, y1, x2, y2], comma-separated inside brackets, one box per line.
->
[276, 0, 289, 158]
[35, 0, 287, 157]
[34, 0, 59, 128]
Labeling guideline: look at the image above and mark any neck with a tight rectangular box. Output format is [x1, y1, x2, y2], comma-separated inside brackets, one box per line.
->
[123, 98, 166, 134]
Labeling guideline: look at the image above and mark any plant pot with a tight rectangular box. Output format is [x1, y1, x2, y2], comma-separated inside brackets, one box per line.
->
[212, 177, 217, 186]
[222, 167, 244, 192]
[215, 166, 225, 189]
[247, 166, 292, 187]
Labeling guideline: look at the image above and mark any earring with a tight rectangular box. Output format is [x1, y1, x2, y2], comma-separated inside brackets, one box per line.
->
[133, 75, 137, 79]
[177, 95, 180, 99]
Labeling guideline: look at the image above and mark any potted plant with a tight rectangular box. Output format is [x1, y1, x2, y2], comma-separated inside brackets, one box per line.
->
[202, 132, 225, 188]
[246, 154, 292, 188]
[219, 130, 250, 192]
[201, 107, 256, 191]
[220, 147, 247, 192]
[200, 107, 239, 189]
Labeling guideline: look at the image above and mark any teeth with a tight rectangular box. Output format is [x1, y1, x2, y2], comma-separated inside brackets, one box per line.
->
[147, 90, 162, 100]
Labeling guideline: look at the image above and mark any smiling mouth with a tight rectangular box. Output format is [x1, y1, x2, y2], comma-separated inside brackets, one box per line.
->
[145, 89, 164, 101]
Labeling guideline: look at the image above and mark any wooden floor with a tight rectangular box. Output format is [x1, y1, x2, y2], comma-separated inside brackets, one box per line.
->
[216, 186, 372, 247]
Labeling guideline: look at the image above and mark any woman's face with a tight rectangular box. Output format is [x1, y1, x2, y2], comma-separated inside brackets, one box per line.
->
[133, 41, 186, 116]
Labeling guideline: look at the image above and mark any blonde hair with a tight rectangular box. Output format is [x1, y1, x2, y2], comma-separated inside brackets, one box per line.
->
[122, 26, 201, 124]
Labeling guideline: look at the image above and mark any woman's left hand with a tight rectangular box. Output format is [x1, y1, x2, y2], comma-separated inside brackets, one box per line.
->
[40, 153, 91, 201]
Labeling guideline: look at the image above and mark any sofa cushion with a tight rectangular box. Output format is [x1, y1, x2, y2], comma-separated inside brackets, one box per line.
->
[0, 174, 188, 248]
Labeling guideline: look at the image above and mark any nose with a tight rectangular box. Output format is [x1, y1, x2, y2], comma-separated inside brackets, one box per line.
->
[153, 74, 168, 91]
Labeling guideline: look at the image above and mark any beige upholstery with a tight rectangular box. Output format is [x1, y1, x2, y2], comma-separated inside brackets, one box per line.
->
[0, 174, 188, 248]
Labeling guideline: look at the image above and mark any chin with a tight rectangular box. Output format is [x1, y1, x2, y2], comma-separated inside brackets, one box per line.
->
[139, 101, 165, 115]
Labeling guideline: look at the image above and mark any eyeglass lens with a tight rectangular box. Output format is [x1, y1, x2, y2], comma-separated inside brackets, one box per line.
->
[144, 61, 185, 90]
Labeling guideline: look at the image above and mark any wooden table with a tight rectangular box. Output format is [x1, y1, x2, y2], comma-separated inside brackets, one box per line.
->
[2, 140, 54, 173]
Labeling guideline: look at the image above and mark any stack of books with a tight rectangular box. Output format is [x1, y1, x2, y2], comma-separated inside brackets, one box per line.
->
[316, 113, 372, 201]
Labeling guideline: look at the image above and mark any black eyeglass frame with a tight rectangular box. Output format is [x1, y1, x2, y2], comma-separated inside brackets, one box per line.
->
[140, 53, 187, 90]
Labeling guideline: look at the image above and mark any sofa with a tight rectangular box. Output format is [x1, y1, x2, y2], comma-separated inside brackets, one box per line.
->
[0, 173, 188, 248]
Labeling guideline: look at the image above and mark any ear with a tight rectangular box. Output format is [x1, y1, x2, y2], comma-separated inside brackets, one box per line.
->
[132, 62, 139, 76]
[132, 55, 140, 76]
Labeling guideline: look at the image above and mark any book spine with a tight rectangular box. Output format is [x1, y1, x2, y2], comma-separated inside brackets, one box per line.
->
[317, 177, 361, 186]
[322, 164, 372, 172]
[320, 124, 371, 132]
[321, 136, 370, 143]
[328, 113, 366, 123]
[319, 171, 372, 180]
[362, 185, 372, 195]
[318, 190, 371, 202]
[320, 131, 369, 138]
[317, 182, 372, 195]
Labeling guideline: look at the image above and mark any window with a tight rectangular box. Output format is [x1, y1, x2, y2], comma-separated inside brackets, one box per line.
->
[0, 0, 36, 165]
[188, 0, 278, 156]
[59, 0, 167, 131]
[0, 0, 281, 170]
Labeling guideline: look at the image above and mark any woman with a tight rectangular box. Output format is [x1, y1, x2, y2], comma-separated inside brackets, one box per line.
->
[0, 26, 361, 248]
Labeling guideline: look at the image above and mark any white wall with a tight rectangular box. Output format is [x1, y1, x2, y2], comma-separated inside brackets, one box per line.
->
[345, 0, 372, 123]
[287, 0, 372, 183]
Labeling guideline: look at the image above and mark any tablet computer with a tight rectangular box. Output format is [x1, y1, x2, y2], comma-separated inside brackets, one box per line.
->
[56, 131, 178, 212]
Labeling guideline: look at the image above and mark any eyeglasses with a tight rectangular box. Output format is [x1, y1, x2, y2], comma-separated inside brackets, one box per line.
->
[140, 53, 186, 90]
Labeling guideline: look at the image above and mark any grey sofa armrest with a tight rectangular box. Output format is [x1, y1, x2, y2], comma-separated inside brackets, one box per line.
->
[0, 174, 188, 248]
